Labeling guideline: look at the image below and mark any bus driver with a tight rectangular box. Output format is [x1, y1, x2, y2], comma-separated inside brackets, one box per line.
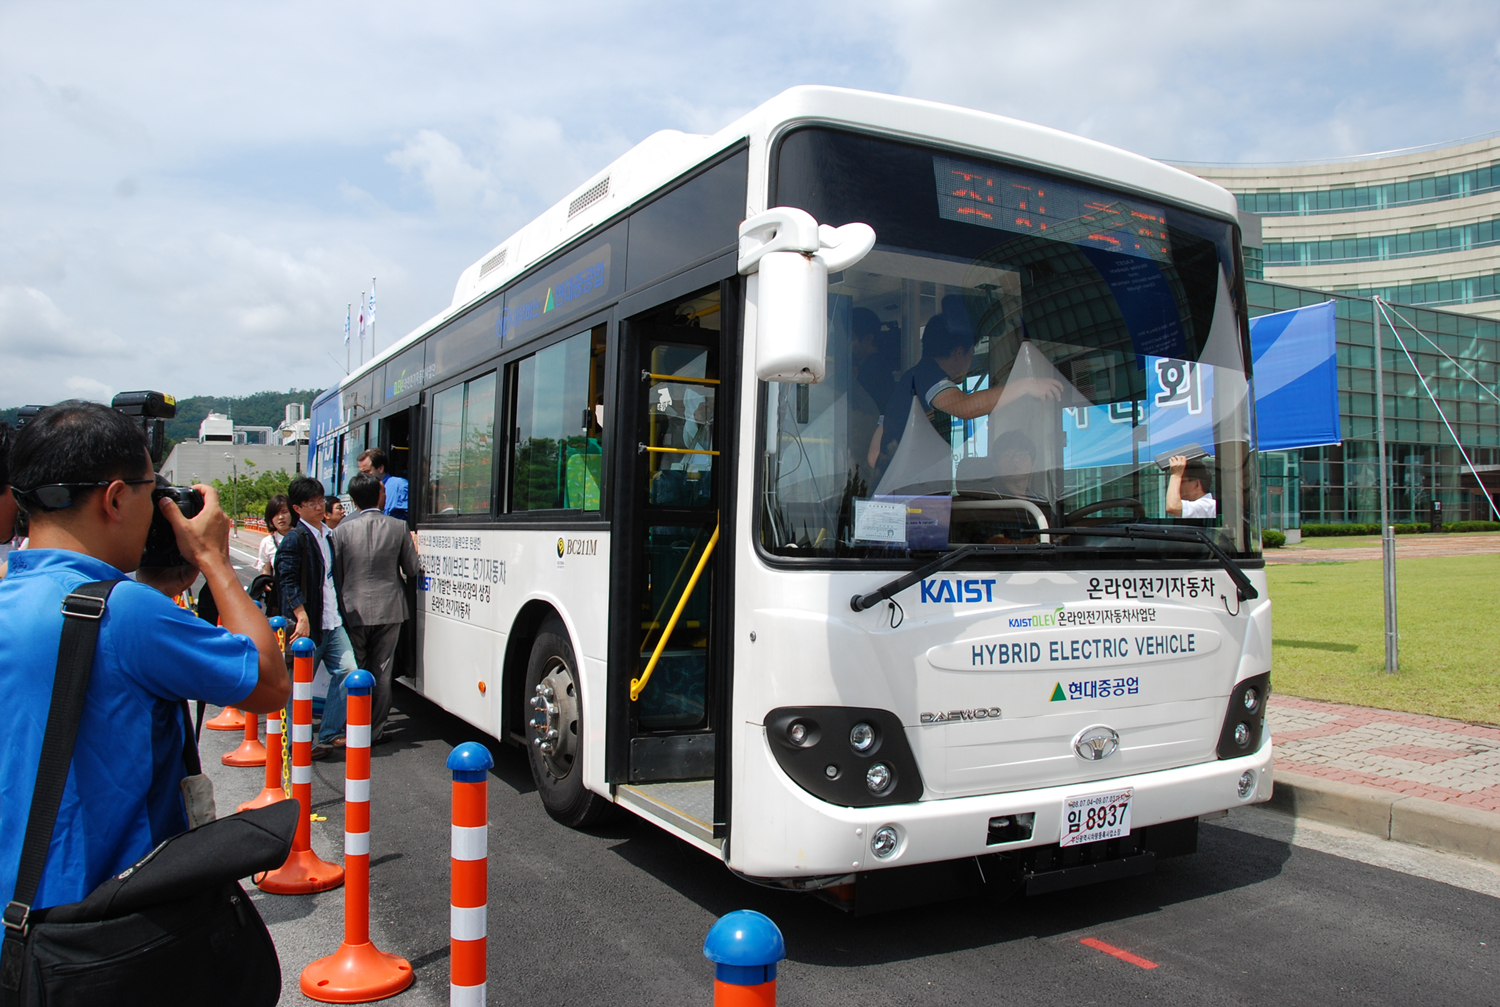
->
[867, 297, 1062, 469]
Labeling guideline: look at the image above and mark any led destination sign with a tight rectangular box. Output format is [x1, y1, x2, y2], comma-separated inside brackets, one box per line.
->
[933, 155, 1172, 263]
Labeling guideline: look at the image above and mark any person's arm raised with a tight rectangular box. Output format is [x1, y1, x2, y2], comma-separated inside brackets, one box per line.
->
[160, 485, 290, 713]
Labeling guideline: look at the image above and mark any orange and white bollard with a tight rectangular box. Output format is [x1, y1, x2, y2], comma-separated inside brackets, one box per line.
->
[222, 710, 267, 767]
[257, 636, 343, 895]
[703, 911, 785, 1006]
[228, 616, 288, 774]
[448, 741, 493, 1006]
[301, 669, 413, 1002]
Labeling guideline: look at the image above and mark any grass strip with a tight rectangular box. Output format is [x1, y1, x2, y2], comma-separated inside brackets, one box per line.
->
[1268, 554, 1500, 723]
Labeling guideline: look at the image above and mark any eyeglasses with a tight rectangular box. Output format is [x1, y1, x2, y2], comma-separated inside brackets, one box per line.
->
[14, 478, 155, 511]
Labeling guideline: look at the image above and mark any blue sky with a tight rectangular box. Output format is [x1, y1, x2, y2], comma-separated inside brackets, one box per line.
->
[2, 0, 1497, 406]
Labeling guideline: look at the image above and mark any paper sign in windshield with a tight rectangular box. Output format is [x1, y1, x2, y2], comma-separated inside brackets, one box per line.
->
[927, 627, 1220, 672]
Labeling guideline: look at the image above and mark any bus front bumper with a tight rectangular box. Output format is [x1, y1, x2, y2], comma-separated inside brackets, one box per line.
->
[727, 726, 1273, 880]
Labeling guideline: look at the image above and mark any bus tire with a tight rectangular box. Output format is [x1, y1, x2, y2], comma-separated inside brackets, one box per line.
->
[524, 616, 611, 828]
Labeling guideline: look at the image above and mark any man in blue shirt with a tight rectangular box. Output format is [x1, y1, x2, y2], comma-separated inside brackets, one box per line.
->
[357, 448, 408, 522]
[0, 402, 288, 911]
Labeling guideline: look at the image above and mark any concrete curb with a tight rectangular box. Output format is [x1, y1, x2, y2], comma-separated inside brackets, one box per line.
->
[1269, 769, 1500, 865]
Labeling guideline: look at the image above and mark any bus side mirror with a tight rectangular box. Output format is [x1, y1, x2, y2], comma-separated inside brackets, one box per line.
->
[739, 207, 875, 384]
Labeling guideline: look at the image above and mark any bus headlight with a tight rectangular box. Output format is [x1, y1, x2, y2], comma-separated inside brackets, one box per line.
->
[849, 722, 876, 753]
[1238, 770, 1257, 799]
[871, 826, 899, 859]
[766, 707, 922, 807]
[1217, 673, 1271, 760]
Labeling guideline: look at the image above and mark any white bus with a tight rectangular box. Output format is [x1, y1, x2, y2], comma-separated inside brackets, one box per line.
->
[309, 87, 1272, 913]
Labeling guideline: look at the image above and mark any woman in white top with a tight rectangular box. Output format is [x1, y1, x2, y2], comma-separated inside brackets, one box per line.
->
[258, 494, 293, 575]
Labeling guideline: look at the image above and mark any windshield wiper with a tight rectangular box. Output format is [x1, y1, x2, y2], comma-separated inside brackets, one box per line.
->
[848, 524, 1257, 613]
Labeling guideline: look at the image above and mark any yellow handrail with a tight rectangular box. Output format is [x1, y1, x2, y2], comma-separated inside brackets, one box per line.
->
[639, 445, 719, 456]
[630, 521, 719, 702]
[646, 373, 720, 386]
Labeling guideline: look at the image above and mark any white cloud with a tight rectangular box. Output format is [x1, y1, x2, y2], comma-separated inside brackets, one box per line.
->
[0, 0, 1495, 408]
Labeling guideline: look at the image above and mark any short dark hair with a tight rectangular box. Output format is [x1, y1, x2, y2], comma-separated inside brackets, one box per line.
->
[264, 493, 289, 526]
[287, 476, 326, 507]
[995, 429, 1036, 458]
[921, 313, 974, 361]
[0, 422, 13, 488]
[10, 402, 151, 510]
[347, 472, 381, 510]
[1184, 460, 1213, 492]
[357, 447, 387, 471]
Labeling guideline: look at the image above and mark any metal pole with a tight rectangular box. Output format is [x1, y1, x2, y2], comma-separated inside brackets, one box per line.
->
[1373, 296, 1397, 673]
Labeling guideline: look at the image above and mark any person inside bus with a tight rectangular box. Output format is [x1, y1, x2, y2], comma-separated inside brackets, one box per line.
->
[851, 307, 899, 411]
[867, 296, 1062, 469]
[1166, 455, 1217, 518]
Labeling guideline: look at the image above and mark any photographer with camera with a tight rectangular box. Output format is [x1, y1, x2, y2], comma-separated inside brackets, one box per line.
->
[0, 401, 290, 912]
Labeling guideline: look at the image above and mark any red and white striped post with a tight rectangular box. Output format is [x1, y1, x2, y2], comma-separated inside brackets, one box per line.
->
[448, 741, 493, 1006]
[301, 668, 412, 1002]
[257, 636, 344, 895]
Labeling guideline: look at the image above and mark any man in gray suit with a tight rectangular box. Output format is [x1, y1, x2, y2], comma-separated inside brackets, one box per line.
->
[333, 472, 420, 741]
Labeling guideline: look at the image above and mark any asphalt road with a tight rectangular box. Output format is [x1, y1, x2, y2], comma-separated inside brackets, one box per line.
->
[207, 539, 1499, 1006]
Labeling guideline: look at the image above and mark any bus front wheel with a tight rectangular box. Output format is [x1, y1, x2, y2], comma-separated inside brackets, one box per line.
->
[524, 616, 611, 828]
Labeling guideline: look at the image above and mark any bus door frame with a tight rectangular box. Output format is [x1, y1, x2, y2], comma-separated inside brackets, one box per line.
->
[605, 252, 740, 837]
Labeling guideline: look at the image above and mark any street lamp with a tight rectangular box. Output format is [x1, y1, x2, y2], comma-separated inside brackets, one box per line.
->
[224, 452, 238, 529]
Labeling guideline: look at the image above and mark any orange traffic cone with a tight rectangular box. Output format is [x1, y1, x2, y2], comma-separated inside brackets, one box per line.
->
[205, 705, 246, 731]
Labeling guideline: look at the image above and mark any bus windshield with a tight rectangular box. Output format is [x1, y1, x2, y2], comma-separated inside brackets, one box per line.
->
[760, 128, 1259, 564]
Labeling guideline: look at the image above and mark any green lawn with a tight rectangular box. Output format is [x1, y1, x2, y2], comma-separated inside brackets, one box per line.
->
[1268, 554, 1500, 723]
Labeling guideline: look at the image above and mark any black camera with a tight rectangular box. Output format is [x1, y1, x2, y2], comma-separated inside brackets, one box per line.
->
[141, 477, 205, 569]
[107, 391, 202, 570]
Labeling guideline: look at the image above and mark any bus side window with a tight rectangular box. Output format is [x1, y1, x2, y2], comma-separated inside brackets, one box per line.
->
[427, 371, 497, 516]
[509, 325, 606, 512]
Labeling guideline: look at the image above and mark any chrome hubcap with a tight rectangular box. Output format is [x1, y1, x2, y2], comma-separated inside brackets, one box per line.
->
[529, 658, 579, 779]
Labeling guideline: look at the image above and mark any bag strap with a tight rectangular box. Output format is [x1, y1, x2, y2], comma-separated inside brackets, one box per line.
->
[181, 701, 204, 777]
[2, 580, 121, 986]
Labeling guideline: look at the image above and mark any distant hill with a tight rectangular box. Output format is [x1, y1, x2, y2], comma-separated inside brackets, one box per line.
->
[0, 389, 324, 459]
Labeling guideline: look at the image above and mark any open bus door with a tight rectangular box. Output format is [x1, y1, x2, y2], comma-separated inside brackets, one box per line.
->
[607, 280, 738, 845]
[381, 403, 423, 689]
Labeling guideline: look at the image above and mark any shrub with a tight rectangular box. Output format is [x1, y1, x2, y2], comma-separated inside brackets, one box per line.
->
[1444, 520, 1500, 533]
[1302, 523, 1377, 537]
[1262, 529, 1286, 549]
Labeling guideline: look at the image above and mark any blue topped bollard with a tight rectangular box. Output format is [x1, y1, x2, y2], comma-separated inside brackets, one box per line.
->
[703, 910, 784, 1006]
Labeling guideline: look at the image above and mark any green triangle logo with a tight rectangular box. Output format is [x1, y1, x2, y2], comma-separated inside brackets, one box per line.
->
[543, 287, 555, 313]
[1050, 683, 1066, 702]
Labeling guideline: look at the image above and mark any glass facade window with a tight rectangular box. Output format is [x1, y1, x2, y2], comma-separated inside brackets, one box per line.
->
[1247, 279, 1500, 525]
[1236, 161, 1500, 216]
[1338, 272, 1500, 309]
[1265, 217, 1500, 267]
[427, 372, 497, 516]
[1243, 244, 1264, 280]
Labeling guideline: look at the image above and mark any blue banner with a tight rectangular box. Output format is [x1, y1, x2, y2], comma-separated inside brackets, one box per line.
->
[1063, 357, 1217, 470]
[1249, 301, 1340, 452]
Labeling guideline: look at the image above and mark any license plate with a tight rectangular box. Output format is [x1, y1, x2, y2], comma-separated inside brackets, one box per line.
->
[1061, 788, 1133, 847]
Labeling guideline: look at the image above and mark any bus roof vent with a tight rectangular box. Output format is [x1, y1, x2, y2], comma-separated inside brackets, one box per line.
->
[568, 177, 610, 219]
[479, 247, 508, 277]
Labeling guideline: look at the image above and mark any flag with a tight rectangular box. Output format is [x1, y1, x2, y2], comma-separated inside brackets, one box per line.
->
[368, 277, 377, 343]
[1249, 301, 1340, 451]
[343, 303, 351, 346]
[358, 291, 367, 351]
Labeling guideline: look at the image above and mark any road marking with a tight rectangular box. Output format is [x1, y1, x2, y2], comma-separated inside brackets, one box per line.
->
[1079, 937, 1158, 969]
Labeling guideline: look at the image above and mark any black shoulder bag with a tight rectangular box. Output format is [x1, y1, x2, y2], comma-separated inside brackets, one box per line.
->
[1, 581, 300, 1007]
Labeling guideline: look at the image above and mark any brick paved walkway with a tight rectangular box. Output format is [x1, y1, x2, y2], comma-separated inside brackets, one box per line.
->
[1273, 695, 1500, 813]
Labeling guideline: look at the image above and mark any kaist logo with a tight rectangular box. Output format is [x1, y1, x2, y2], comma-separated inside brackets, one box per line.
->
[562, 538, 598, 557]
[920, 578, 997, 604]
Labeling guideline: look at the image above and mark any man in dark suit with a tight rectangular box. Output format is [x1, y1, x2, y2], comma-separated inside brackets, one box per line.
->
[332, 472, 420, 742]
[276, 476, 359, 758]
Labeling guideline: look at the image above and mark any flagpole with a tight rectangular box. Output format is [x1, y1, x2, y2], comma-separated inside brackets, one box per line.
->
[1374, 295, 1397, 674]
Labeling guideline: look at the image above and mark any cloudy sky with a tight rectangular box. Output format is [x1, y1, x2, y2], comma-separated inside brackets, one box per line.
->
[2, 0, 1497, 406]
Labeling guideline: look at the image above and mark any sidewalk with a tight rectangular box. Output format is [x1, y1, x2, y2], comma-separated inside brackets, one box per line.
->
[1269, 695, 1500, 863]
